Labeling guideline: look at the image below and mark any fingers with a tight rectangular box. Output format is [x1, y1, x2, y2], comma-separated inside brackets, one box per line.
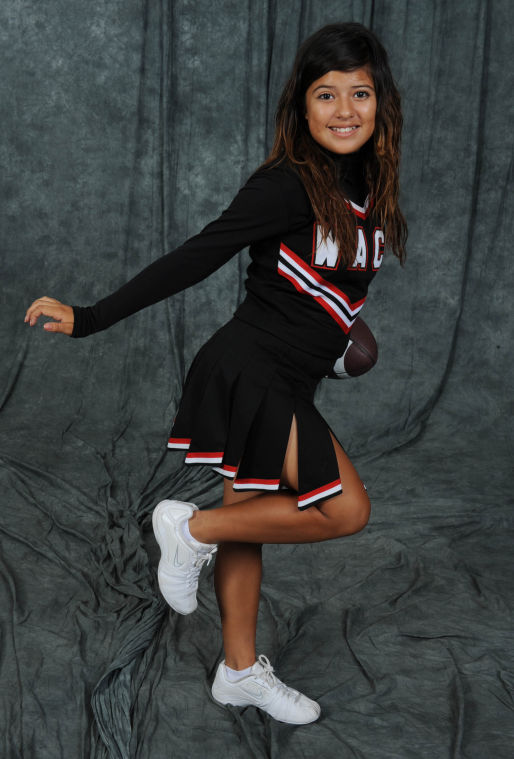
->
[24, 297, 74, 336]
[25, 296, 59, 324]
[42, 317, 74, 336]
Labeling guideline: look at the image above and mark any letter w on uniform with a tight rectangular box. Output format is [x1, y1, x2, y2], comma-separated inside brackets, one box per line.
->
[313, 228, 339, 268]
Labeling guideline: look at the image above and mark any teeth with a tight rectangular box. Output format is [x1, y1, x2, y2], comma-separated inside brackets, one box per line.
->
[330, 126, 358, 133]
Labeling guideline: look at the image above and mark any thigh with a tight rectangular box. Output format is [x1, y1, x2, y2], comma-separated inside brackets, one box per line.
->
[222, 478, 261, 506]
[320, 430, 370, 523]
[280, 415, 369, 519]
[219, 479, 263, 556]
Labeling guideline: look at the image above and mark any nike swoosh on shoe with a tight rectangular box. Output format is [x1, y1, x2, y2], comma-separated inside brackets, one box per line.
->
[173, 544, 185, 567]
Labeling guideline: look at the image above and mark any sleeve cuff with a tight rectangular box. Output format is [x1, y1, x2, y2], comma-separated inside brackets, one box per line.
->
[71, 305, 97, 338]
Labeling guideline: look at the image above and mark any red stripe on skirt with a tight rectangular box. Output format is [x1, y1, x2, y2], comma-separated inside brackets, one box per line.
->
[298, 479, 342, 504]
[234, 477, 280, 486]
[185, 451, 224, 459]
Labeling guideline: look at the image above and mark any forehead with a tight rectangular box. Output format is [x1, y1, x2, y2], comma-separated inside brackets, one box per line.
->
[307, 68, 375, 91]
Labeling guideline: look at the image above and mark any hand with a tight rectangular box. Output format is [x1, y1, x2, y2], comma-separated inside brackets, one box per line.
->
[24, 296, 75, 336]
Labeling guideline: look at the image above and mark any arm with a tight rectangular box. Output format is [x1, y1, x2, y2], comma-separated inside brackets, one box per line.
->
[25, 168, 293, 337]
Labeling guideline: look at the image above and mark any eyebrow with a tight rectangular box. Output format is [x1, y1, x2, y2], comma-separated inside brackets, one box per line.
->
[312, 84, 375, 92]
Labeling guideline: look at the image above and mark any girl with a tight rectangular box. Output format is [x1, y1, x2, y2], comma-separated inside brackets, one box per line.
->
[25, 22, 406, 725]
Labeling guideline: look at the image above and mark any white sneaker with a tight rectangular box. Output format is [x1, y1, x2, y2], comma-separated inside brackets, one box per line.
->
[211, 655, 320, 724]
[152, 499, 217, 614]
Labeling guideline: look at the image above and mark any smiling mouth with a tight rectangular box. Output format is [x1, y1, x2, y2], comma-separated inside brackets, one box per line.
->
[329, 126, 359, 134]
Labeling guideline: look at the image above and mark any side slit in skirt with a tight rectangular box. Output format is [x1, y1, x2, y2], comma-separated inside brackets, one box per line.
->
[167, 317, 343, 509]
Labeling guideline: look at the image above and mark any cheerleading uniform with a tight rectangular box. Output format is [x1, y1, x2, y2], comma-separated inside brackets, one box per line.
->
[72, 155, 384, 508]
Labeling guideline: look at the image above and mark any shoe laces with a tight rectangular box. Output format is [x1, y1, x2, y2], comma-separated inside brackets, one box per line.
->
[185, 545, 217, 587]
[255, 655, 301, 701]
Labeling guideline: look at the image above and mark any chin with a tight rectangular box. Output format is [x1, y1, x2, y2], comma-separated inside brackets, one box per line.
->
[327, 134, 373, 154]
[330, 143, 365, 154]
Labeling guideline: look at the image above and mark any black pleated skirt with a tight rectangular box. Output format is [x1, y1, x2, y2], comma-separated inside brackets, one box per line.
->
[167, 317, 342, 509]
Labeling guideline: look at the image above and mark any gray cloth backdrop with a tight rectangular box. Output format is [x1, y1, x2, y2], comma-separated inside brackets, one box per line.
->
[1, 1, 513, 757]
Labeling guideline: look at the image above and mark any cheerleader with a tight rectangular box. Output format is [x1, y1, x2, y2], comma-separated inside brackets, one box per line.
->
[25, 22, 406, 724]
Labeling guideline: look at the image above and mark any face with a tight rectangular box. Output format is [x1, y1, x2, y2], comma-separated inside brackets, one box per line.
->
[304, 68, 377, 154]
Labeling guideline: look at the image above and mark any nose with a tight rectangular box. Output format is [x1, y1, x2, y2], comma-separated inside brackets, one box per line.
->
[335, 95, 355, 119]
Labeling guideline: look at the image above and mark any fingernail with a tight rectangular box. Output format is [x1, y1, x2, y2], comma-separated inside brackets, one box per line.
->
[43, 323, 51, 330]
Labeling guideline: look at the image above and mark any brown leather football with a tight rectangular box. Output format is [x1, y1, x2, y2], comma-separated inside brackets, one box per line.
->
[328, 316, 378, 379]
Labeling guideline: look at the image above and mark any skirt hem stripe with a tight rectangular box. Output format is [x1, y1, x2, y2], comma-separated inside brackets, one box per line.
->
[298, 480, 342, 507]
[167, 438, 191, 450]
[212, 465, 238, 478]
[185, 452, 224, 464]
[233, 481, 280, 491]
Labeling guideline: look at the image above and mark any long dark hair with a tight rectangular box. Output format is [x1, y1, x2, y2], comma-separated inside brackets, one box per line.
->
[265, 22, 407, 265]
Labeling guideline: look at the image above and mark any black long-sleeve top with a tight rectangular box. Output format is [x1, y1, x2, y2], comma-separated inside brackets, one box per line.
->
[72, 156, 384, 360]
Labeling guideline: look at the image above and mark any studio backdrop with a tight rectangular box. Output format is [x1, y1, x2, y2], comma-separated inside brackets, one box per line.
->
[1, 1, 513, 758]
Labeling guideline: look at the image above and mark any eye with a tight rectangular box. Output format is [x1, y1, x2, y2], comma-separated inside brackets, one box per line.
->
[317, 92, 334, 100]
[354, 90, 371, 99]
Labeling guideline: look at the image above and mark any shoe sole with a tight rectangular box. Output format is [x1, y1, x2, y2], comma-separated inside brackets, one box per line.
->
[211, 683, 320, 724]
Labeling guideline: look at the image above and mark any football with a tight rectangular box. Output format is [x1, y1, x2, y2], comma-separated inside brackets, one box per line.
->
[328, 316, 378, 379]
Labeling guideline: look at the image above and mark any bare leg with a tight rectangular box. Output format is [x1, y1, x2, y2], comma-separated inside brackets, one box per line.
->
[210, 417, 369, 670]
[190, 418, 370, 546]
[214, 484, 262, 670]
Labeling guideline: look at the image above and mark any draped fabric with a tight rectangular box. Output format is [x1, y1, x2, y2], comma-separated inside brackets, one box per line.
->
[1, 1, 513, 756]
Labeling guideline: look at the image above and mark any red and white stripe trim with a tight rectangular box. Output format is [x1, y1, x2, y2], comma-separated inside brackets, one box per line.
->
[348, 196, 371, 220]
[167, 437, 191, 450]
[298, 479, 342, 508]
[212, 464, 237, 479]
[185, 451, 223, 464]
[167, 442, 341, 508]
[278, 244, 366, 333]
[233, 477, 280, 491]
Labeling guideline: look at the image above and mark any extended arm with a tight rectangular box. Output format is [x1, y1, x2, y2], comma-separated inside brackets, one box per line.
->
[25, 168, 295, 337]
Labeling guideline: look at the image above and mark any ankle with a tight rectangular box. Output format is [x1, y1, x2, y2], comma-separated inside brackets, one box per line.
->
[224, 655, 256, 671]
[188, 511, 212, 545]
[181, 514, 215, 550]
[225, 664, 253, 682]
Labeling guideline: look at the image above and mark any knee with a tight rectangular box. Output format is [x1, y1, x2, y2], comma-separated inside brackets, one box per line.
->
[321, 489, 371, 539]
[347, 491, 371, 534]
